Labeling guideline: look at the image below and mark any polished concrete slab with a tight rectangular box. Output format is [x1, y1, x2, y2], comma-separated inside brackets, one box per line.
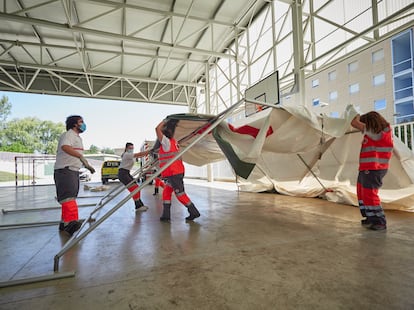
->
[0, 180, 414, 310]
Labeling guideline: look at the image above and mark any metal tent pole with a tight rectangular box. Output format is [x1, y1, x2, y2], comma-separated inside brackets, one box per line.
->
[54, 98, 245, 272]
[2, 203, 96, 214]
[0, 272, 75, 288]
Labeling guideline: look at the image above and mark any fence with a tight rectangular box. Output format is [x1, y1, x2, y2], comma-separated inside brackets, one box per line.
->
[14, 155, 56, 186]
[392, 121, 414, 152]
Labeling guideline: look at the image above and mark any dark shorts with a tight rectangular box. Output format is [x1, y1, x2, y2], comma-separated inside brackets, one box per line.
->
[118, 168, 134, 186]
[54, 168, 80, 202]
[357, 169, 387, 189]
[164, 173, 185, 193]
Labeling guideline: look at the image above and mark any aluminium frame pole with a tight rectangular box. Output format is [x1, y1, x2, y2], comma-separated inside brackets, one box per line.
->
[54, 97, 246, 272]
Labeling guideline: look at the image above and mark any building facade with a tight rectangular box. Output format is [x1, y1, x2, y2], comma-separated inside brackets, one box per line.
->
[284, 26, 414, 125]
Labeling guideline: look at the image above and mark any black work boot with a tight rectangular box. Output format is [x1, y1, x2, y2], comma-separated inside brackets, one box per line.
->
[62, 221, 82, 236]
[153, 187, 159, 195]
[185, 203, 200, 221]
[160, 204, 171, 222]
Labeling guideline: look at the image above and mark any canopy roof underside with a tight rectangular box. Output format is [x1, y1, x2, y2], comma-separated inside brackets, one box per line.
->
[0, 0, 413, 107]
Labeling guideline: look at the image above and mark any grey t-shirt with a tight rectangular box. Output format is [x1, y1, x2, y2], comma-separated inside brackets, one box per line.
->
[119, 152, 135, 170]
[54, 129, 84, 171]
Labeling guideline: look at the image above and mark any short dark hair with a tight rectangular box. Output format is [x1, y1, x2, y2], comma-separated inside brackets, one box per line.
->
[66, 115, 82, 131]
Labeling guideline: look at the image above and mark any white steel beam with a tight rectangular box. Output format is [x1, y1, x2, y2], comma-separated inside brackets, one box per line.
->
[0, 12, 236, 60]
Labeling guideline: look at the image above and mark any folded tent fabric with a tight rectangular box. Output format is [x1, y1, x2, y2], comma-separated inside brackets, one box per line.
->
[162, 105, 414, 212]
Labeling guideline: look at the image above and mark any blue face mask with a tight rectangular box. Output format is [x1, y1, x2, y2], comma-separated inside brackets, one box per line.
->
[127, 149, 134, 153]
[79, 123, 86, 133]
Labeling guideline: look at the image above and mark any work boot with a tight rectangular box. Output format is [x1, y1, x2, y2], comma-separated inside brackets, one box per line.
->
[153, 187, 159, 196]
[135, 199, 148, 212]
[361, 218, 372, 227]
[368, 217, 387, 231]
[160, 204, 171, 222]
[62, 221, 82, 236]
[185, 203, 200, 221]
[369, 223, 387, 231]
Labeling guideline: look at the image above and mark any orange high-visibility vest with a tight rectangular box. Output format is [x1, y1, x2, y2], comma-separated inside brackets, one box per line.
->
[359, 126, 393, 171]
[159, 138, 184, 177]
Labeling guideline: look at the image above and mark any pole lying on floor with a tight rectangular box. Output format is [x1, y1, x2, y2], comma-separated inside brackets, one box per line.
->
[0, 271, 75, 288]
[53, 98, 245, 272]
[2, 203, 96, 214]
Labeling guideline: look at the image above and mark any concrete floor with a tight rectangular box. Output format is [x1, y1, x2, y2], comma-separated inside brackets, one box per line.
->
[0, 180, 414, 310]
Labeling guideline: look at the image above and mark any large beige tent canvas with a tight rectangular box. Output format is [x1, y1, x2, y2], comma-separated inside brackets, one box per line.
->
[165, 104, 414, 212]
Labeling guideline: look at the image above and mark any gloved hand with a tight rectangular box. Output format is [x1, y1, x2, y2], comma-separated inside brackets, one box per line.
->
[80, 156, 96, 174]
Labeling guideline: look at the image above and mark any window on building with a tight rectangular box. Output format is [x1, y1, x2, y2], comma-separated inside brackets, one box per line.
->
[348, 61, 358, 73]
[391, 29, 414, 124]
[330, 111, 339, 118]
[329, 91, 338, 101]
[311, 79, 319, 88]
[372, 49, 384, 63]
[374, 99, 386, 111]
[394, 72, 413, 100]
[349, 83, 359, 94]
[312, 98, 320, 106]
[373, 73, 385, 86]
[395, 99, 414, 124]
[328, 70, 337, 81]
[391, 29, 413, 74]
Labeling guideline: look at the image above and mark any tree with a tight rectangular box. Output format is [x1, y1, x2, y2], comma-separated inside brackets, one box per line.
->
[85, 144, 100, 154]
[0, 95, 11, 125]
[101, 147, 115, 154]
[0, 117, 65, 154]
[37, 120, 65, 154]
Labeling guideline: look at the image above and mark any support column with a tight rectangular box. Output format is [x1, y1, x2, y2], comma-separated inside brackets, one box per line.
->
[205, 62, 214, 182]
[271, 1, 278, 73]
[291, 0, 306, 106]
[371, 0, 379, 40]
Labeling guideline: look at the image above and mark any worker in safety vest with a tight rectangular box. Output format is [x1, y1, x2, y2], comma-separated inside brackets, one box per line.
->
[155, 118, 200, 222]
[118, 142, 150, 211]
[54, 115, 95, 236]
[351, 111, 393, 230]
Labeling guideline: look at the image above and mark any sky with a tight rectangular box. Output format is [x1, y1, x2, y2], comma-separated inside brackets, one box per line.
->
[1, 91, 188, 150]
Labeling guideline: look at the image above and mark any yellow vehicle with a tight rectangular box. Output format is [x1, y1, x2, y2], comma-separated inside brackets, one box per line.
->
[101, 160, 121, 184]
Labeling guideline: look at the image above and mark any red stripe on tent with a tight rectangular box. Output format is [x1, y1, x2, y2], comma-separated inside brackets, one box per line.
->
[228, 124, 273, 138]
[196, 123, 212, 135]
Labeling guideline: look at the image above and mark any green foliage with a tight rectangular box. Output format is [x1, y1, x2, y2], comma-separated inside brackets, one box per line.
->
[101, 147, 115, 154]
[0, 171, 31, 182]
[0, 96, 113, 154]
[85, 144, 100, 154]
[1, 141, 30, 153]
[0, 95, 11, 125]
[0, 117, 65, 154]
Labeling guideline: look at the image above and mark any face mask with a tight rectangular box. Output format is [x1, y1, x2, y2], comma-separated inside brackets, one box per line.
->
[78, 123, 86, 133]
[127, 149, 134, 153]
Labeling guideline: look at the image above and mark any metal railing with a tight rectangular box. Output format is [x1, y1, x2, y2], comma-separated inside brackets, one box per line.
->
[14, 155, 56, 186]
[392, 121, 414, 152]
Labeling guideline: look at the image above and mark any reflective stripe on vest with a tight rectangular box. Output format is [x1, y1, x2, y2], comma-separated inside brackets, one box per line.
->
[159, 138, 184, 177]
[359, 127, 393, 171]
